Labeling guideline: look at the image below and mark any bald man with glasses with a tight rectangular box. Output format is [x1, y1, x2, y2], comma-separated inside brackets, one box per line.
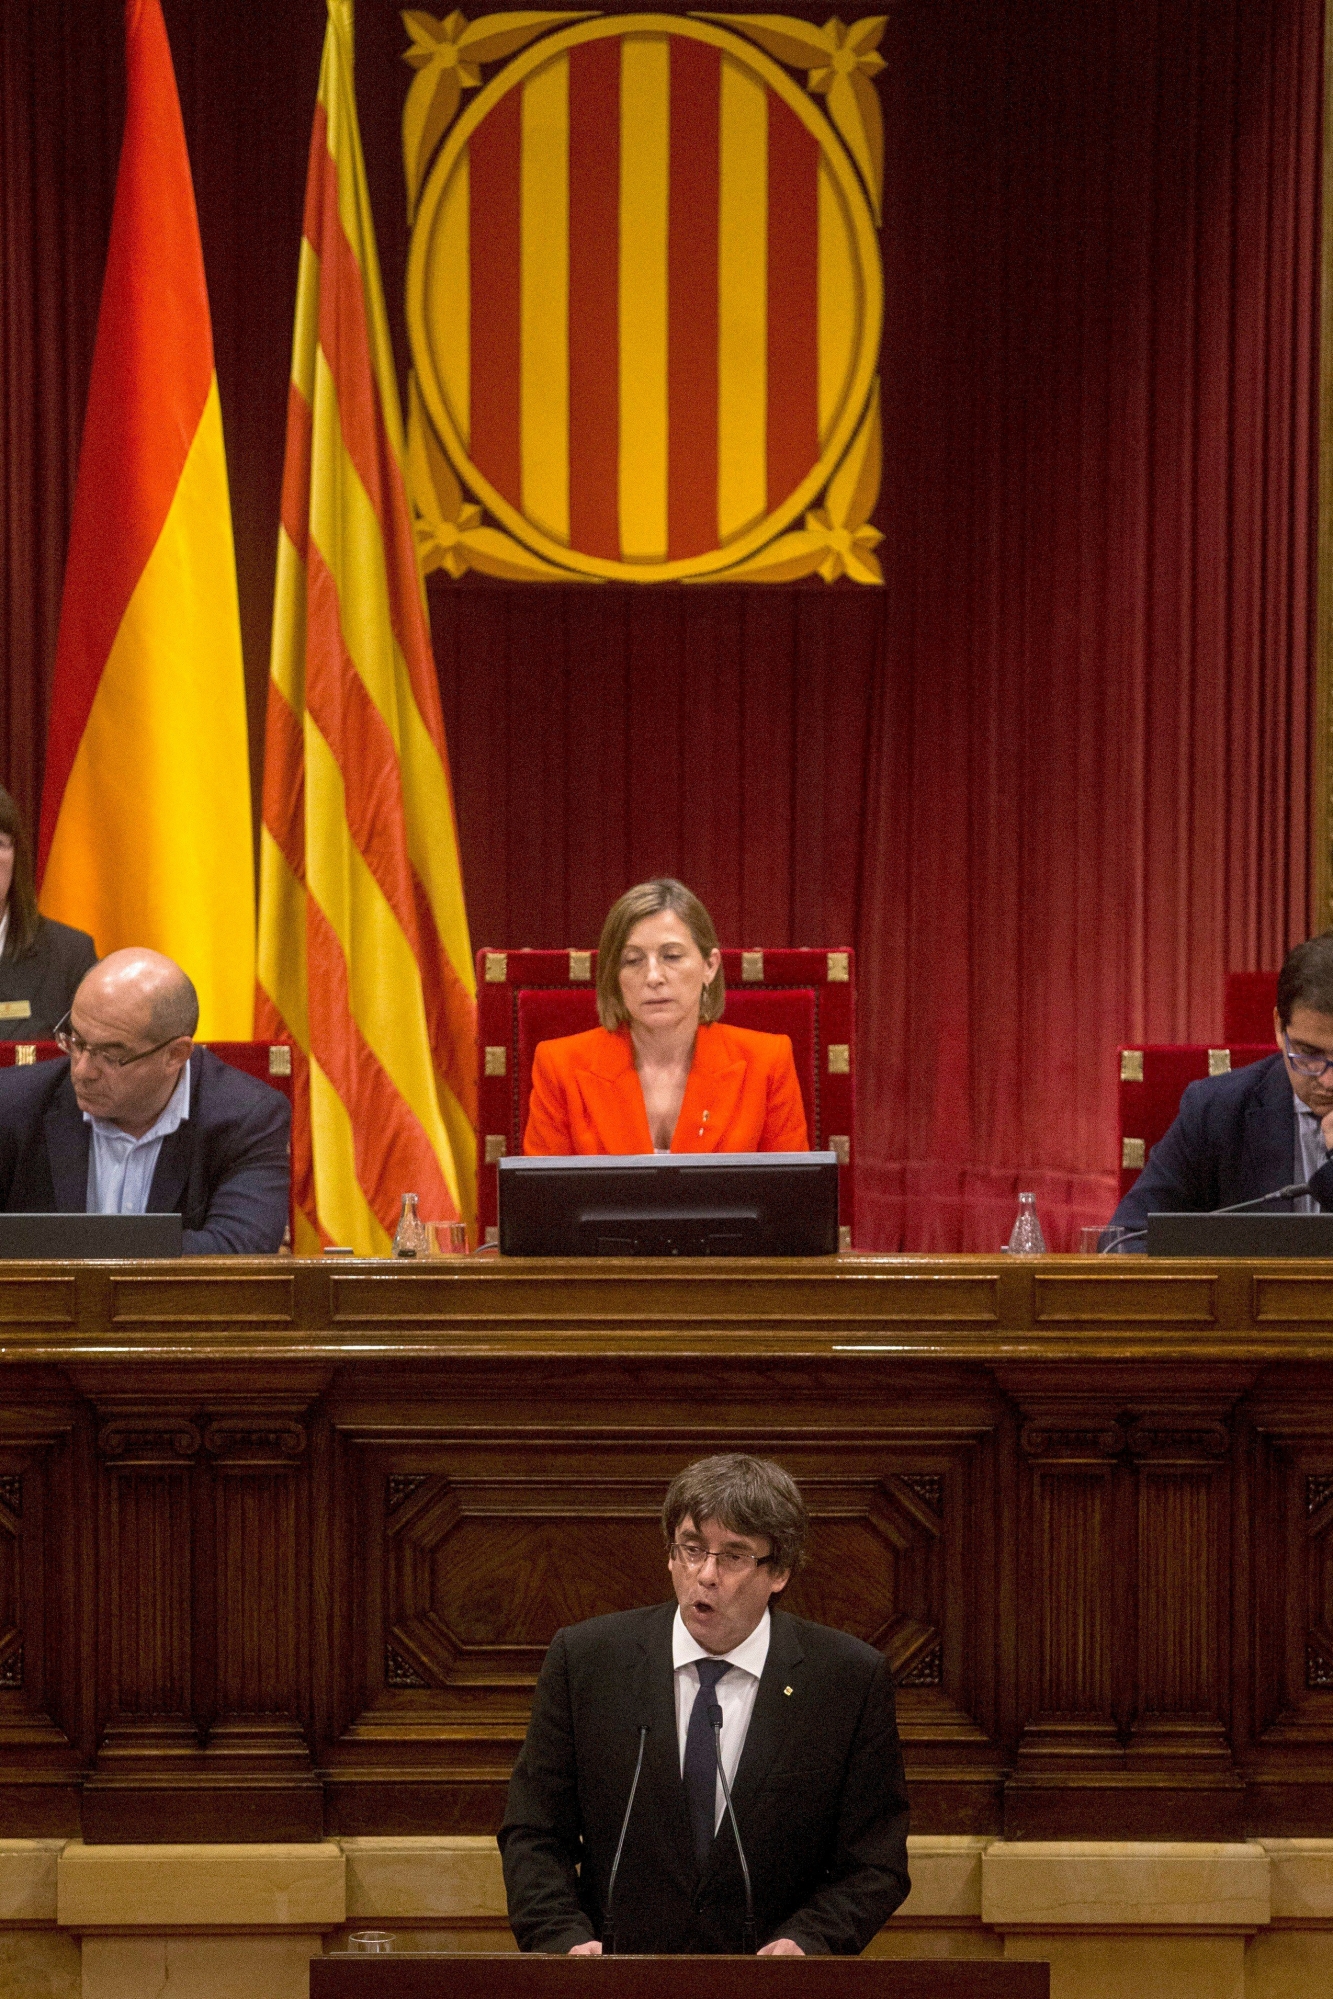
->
[1108, 933, 1333, 1247]
[499, 1455, 910, 1957]
[0, 948, 289, 1253]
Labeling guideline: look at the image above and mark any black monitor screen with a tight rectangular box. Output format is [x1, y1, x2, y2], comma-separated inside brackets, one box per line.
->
[498, 1152, 839, 1257]
[1146, 1213, 1333, 1257]
[0, 1213, 183, 1259]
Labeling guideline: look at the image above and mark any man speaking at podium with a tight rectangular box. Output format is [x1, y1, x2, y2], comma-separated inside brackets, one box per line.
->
[499, 1456, 910, 1955]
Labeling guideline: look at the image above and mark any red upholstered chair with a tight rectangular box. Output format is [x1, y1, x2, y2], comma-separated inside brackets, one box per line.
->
[0, 1039, 296, 1242]
[475, 947, 856, 1246]
[1117, 1043, 1272, 1199]
[1224, 972, 1279, 1044]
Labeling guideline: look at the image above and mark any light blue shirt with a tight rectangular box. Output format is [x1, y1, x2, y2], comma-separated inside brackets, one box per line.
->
[85, 1063, 191, 1216]
[1293, 1092, 1330, 1214]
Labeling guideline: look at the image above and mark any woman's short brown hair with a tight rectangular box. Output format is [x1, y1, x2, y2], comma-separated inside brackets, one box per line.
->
[662, 1454, 808, 1577]
[0, 787, 42, 960]
[595, 878, 725, 1030]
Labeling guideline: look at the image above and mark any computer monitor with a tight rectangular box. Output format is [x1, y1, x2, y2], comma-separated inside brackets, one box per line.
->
[498, 1152, 840, 1257]
[1146, 1212, 1333, 1257]
[0, 1213, 183, 1259]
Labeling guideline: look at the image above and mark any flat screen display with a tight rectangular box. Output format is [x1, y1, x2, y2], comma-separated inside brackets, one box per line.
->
[1146, 1213, 1333, 1257]
[0, 1213, 183, 1259]
[498, 1152, 839, 1257]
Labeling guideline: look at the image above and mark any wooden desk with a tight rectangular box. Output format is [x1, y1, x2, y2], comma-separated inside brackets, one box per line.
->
[0, 1252, 1328, 1844]
[309, 1957, 1048, 1998]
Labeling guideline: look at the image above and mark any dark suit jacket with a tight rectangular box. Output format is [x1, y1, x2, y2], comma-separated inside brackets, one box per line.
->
[0, 1046, 290, 1254]
[1108, 1051, 1333, 1246]
[498, 1601, 910, 1956]
[0, 918, 97, 1039]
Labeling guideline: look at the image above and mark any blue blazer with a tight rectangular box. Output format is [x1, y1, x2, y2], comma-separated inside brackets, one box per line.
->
[1109, 1050, 1333, 1245]
[0, 1046, 291, 1254]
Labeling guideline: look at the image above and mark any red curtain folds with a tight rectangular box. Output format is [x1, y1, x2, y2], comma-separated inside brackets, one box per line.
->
[1, 0, 1322, 1249]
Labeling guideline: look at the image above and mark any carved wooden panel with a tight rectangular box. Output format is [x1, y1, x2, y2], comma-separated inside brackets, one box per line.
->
[0, 1400, 85, 1835]
[105, 1465, 194, 1716]
[4, 1258, 1333, 1841]
[1241, 1389, 1333, 1830]
[1008, 1400, 1239, 1836]
[1137, 1471, 1216, 1710]
[317, 1390, 1006, 1835]
[1034, 1469, 1115, 1717]
[82, 1399, 321, 1841]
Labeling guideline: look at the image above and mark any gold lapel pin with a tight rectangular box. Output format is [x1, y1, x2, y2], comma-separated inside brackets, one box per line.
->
[783, 1685, 793, 1696]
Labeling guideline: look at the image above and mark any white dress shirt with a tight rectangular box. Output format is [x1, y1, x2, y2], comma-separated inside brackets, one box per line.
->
[672, 1605, 770, 1831]
[85, 1061, 190, 1215]
[1293, 1092, 1330, 1214]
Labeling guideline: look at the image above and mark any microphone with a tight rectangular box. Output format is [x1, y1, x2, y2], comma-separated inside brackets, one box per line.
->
[1108, 1178, 1320, 1252]
[602, 1723, 649, 1957]
[707, 1702, 757, 1955]
[1212, 1181, 1313, 1214]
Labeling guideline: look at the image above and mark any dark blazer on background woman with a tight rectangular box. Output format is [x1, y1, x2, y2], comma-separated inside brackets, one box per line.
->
[0, 918, 97, 1039]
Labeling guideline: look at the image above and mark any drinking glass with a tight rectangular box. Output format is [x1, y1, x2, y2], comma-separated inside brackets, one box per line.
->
[425, 1221, 468, 1256]
[1078, 1225, 1136, 1254]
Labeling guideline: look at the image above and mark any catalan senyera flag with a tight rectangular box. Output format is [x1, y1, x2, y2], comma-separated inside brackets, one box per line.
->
[39, 0, 254, 1033]
[257, 0, 477, 1256]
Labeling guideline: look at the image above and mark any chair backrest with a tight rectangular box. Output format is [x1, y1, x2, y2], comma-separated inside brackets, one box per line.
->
[1224, 972, 1279, 1044]
[1117, 1042, 1272, 1197]
[0, 1040, 296, 1242]
[476, 947, 856, 1246]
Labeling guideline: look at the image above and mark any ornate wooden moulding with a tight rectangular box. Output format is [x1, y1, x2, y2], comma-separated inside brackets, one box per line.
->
[0, 1254, 1330, 1844]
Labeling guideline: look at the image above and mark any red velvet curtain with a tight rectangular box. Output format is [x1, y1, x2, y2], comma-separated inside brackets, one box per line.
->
[1, 0, 1322, 1250]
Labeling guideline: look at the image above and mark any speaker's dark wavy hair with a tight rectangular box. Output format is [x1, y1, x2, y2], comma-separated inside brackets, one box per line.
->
[0, 788, 42, 961]
[662, 1454, 808, 1577]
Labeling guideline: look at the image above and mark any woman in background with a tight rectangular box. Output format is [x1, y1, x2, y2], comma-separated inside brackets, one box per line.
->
[523, 877, 808, 1155]
[0, 787, 96, 1039]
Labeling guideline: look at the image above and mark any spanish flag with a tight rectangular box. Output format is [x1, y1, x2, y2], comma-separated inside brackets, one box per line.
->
[38, 0, 254, 1036]
[257, 0, 477, 1255]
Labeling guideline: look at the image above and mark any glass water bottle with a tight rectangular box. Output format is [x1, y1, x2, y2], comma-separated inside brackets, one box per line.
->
[393, 1192, 429, 1258]
[1006, 1191, 1047, 1255]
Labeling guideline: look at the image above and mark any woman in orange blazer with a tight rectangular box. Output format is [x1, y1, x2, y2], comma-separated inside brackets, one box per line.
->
[523, 879, 809, 1156]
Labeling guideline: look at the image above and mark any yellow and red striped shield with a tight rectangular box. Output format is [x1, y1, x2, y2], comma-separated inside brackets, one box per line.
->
[404, 12, 885, 584]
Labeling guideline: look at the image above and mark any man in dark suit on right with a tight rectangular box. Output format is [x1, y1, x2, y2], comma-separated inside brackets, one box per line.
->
[499, 1455, 910, 1956]
[1109, 933, 1333, 1245]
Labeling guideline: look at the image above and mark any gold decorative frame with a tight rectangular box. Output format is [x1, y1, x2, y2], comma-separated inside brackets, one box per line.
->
[402, 9, 887, 584]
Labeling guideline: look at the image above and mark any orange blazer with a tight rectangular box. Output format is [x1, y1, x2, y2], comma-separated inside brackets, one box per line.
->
[523, 1022, 810, 1156]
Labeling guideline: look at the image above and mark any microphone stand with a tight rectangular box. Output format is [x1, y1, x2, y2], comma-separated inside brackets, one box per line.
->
[1213, 1182, 1311, 1213]
[1108, 1181, 1316, 1253]
[602, 1724, 648, 1957]
[709, 1708, 756, 1955]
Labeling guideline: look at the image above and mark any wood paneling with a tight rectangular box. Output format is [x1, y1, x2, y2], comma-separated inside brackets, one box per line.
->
[3, 1255, 1333, 1840]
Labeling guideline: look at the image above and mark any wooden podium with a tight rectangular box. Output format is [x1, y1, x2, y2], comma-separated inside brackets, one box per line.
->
[0, 1250, 1331, 1844]
[310, 1957, 1048, 1998]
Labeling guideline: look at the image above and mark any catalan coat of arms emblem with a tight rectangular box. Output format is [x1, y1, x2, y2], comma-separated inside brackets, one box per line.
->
[402, 9, 886, 582]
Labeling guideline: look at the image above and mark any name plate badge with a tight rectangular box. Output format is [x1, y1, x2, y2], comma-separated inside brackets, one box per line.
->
[0, 1002, 32, 1020]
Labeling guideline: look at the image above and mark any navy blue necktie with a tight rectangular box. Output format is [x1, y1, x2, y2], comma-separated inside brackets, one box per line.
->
[684, 1659, 732, 1869]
